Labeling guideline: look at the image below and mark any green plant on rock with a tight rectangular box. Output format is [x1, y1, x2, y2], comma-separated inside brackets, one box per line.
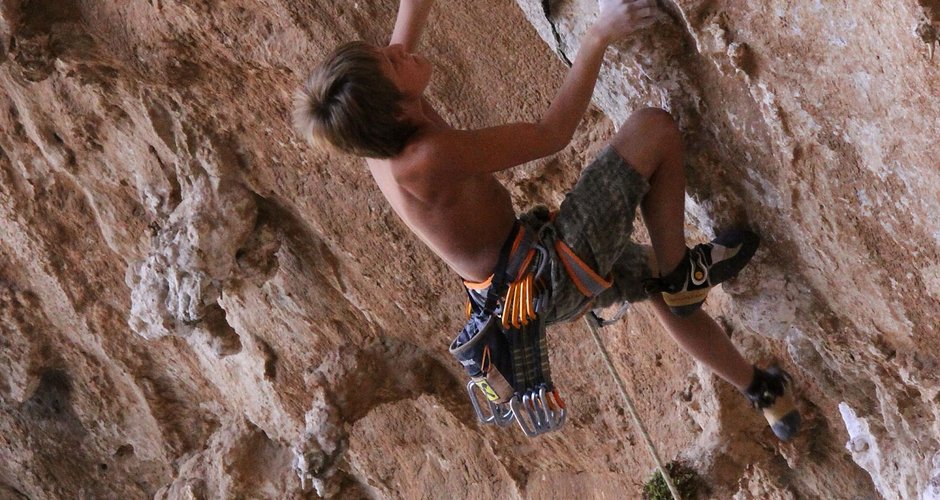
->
[642, 460, 701, 500]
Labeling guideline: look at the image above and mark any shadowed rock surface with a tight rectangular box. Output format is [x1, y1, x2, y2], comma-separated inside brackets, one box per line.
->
[0, 0, 937, 498]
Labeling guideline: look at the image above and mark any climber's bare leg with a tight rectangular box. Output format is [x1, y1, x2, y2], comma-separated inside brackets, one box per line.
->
[610, 107, 687, 274]
[648, 296, 752, 389]
[609, 107, 752, 390]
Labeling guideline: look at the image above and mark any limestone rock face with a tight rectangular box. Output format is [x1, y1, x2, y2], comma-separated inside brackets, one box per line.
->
[516, 1, 940, 498]
[0, 0, 936, 498]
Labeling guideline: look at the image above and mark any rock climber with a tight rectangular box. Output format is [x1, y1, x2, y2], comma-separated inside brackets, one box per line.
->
[293, 0, 801, 440]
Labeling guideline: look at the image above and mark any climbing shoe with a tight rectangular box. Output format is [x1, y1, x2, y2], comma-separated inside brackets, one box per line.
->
[645, 229, 760, 316]
[744, 366, 801, 441]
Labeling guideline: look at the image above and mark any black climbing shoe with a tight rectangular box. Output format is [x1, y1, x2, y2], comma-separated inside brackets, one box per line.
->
[744, 366, 801, 441]
[646, 229, 760, 316]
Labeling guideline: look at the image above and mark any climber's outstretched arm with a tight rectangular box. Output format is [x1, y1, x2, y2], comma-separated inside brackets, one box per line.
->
[429, 0, 659, 176]
[390, 0, 434, 52]
[533, 0, 657, 154]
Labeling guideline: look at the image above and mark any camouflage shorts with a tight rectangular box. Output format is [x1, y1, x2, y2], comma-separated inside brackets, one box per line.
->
[520, 145, 653, 324]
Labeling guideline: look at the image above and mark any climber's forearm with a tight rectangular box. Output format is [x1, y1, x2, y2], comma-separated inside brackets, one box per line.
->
[538, 0, 657, 150]
[537, 29, 610, 152]
[390, 0, 434, 52]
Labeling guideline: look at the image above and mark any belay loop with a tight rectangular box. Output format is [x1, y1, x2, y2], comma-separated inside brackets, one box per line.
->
[449, 225, 567, 437]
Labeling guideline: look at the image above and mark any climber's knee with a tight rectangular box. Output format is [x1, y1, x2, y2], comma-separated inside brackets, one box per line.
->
[610, 107, 682, 179]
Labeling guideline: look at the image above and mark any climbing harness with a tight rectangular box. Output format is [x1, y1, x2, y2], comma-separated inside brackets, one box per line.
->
[450, 222, 567, 437]
[449, 210, 624, 437]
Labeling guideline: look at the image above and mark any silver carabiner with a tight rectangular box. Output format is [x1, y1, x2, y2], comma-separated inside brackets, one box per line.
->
[492, 401, 514, 426]
[524, 393, 545, 431]
[466, 381, 514, 426]
[538, 386, 566, 431]
[510, 387, 567, 437]
[509, 396, 536, 436]
[513, 392, 549, 437]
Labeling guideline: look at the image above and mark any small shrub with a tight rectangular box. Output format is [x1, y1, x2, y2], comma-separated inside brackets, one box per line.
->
[642, 460, 701, 500]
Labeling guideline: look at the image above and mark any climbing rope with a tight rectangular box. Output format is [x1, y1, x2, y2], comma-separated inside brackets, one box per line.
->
[583, 312, 681, 500]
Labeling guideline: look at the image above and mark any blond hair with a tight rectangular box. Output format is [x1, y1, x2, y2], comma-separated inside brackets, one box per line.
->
[293, 41, 417, 158]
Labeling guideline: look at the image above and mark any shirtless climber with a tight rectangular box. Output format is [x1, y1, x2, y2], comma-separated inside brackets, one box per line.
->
[293, 0, 801, 440]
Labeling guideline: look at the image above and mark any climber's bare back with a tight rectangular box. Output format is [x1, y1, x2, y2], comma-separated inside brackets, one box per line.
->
[366, 122, 516, 283]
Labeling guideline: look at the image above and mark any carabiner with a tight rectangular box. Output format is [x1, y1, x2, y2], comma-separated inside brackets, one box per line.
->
[466, 380, 514, 426]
